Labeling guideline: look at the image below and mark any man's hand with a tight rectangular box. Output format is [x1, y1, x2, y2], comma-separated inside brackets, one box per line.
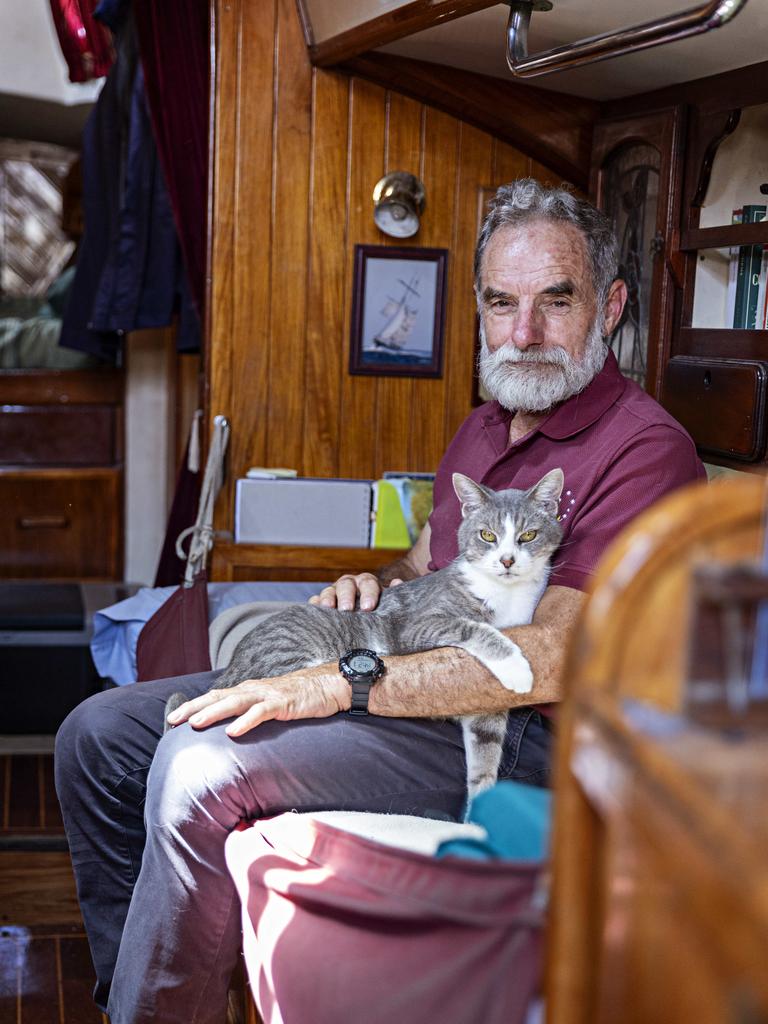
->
[166, 667, 351, 737]
[308, 573, 403, 612]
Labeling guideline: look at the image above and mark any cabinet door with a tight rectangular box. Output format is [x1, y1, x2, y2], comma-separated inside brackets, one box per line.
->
[591, 108, 684, 399]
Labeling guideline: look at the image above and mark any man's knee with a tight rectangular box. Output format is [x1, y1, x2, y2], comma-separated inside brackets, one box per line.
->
[55, 689, 121, 789]
[144, 725, 258, 833]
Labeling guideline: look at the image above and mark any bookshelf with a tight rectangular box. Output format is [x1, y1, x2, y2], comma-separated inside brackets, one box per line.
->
[670, 97, 768, 466]
[686, 103, 768, 335]
[592, 67, 768, 470]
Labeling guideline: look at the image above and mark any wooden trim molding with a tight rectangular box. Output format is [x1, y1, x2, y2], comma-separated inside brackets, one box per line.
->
[338, 53, 599, 189]
[305, 0, 500, 67]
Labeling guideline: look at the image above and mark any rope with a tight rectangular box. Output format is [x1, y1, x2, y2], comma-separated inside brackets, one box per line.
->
[175, 414, 231, 587]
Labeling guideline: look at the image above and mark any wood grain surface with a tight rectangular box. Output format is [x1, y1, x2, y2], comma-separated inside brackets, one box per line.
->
[207, 0, 584, 566]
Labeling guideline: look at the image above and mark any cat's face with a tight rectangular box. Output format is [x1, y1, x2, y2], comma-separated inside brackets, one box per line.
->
[453, 470, 564, 583]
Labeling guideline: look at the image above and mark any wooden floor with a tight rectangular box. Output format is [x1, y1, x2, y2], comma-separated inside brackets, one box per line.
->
[0, 751, 257, 1024]
[0, 752, 107, 1023]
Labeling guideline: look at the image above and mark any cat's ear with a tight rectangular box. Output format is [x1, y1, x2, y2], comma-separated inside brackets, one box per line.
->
[452, 473, 493, 517]
[528, 468, 564, 513]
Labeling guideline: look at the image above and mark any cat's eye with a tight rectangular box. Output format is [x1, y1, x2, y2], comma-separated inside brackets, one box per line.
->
[519, 530, 538, 543]
[479, 528, 497, 544]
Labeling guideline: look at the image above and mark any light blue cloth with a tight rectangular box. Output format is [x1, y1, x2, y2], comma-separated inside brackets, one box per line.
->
[90, 581, 326, 685]
[435, 781, 552, 862]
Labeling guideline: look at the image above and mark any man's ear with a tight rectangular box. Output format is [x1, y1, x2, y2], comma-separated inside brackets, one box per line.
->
[602, 278, 627, 336]
[452, 473, 492, 517]
[528, 468, 564, 512]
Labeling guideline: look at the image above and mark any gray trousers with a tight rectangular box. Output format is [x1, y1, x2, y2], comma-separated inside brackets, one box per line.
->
[55, 668, 553, 1024]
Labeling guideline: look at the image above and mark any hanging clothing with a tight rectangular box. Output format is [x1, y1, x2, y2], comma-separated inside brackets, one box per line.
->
[48, 0, 115, 83]
[59, 10, 201, 361]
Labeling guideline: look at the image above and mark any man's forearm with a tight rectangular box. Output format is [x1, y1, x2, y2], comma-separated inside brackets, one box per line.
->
[377, 556, 421, 585]
[368, 584, 583, 717]
[368, 624, 563, 717]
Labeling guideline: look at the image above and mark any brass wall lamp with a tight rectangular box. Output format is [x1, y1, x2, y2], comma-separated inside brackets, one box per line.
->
[504, 0, 751, 78]
[373, 172, 426, 238]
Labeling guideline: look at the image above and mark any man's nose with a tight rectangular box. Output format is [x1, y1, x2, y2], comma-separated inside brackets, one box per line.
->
[508, 304, 543, 350]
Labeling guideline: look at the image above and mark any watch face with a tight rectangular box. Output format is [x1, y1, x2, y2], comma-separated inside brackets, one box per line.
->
[348, 653, 377, 674]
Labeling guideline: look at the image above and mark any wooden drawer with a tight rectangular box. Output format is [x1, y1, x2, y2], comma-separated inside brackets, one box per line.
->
[661, 356, 768, 461]
[0, 469, 122, 579]
[0, 404, 118, 466]
[212, 541, 407, 582]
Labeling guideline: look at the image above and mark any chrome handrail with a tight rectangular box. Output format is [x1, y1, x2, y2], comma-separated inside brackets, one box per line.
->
[505, 0, 750, 78]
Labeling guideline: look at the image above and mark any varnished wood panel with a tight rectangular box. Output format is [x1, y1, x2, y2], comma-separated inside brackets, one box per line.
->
[212, 542, 407, 583]
[342, 53, 597, 190]
[267, 0, 313, 472]
[0, 405, 117, 466]
[0, 469, 121, 580]
[0, 369, 122, 406]
[0, 928, 105, 1024]
[207, 0, 579, 564]
[302, 70, 349, 478]
[0, 854, 81, 927]
[336, 76, 386, 480]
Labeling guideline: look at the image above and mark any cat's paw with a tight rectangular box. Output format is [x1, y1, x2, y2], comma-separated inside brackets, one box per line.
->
[486, 649, 534, 693]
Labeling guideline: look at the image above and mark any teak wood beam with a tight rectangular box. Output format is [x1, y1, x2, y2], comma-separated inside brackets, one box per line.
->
[298, 0, 501, 67]
[338, 53, 599, 189]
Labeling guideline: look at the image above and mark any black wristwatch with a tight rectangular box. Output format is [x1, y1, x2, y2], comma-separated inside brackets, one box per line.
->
[338, 649, 385, 716]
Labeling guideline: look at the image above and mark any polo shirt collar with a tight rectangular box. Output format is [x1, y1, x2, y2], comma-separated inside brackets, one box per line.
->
[481, 348, 627, 451]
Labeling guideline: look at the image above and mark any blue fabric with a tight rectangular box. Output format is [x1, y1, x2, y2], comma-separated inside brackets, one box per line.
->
[59, 13, 200, 361]
[436, 780, 552, 862]
[91, 581, 327, 685]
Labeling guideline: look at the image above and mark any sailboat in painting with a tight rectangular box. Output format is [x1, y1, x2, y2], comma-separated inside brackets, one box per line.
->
[373, 275, 421, 351]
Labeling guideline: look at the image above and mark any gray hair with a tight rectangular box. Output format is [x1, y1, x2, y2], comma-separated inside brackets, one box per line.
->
[474, 178, 619, 308]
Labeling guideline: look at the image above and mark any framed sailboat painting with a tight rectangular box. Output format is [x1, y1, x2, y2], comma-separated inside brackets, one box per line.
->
[349, 244, 448, 378]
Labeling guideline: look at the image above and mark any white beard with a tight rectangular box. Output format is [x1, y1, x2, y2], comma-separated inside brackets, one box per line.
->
[477, 318, 608, 413]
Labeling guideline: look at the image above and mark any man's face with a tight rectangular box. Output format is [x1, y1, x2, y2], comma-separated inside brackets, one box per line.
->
[477, 219, 625, 413]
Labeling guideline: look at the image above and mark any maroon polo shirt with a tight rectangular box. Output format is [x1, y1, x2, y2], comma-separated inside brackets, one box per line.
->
[428, 349, 706, 591]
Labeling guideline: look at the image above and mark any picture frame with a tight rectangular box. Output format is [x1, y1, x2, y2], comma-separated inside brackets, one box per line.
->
[349, 244, 448, 378]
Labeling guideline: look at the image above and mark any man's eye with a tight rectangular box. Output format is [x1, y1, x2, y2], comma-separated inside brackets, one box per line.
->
[519, 530, 538, 542]
[479, 529, 497, 543]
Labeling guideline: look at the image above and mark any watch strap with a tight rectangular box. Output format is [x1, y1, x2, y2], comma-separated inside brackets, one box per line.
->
[349, 679, 373, 716]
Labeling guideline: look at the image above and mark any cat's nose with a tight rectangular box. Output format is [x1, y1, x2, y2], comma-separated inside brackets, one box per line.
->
[500, 556, 515, 569]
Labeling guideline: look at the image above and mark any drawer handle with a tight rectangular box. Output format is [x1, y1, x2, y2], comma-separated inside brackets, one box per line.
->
[18, 515, 70, 530]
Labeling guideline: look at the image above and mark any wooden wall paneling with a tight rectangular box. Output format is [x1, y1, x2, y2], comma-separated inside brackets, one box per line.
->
[230, 0, 278, 482]
[491, 137, 530, 186]
[410, 105, 459, 473]
[209, 0, 242, 531]
[339, 54, 597, 190]
[528, 156, 566, 187]
[443, 123, 494, 445]
[266, 0, 313, 472]
[336, 77, 387, 479]
[375, 91, 425, 478]
[302, 69, 350, 478]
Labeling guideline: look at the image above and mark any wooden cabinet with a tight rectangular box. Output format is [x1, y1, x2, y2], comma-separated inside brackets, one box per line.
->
[595, 62, 768, 469]
[591, 106, 685, 399]
[0, 370, 123, 580]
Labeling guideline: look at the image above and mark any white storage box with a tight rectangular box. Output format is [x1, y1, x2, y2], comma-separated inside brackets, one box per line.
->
[234, 478, 372, 547]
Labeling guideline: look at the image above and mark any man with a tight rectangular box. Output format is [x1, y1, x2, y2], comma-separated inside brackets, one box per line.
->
[56, 179, 705, 1024]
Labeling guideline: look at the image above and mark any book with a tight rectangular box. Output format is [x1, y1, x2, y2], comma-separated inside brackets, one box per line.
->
[755, 249, 768, 331]
[733, 204, 766, 328]
[725, 207, 742, 326]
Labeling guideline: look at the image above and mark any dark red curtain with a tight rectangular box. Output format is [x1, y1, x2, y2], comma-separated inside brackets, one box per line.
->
[132, 1, 209, 319]
[48, 0, 115, 82]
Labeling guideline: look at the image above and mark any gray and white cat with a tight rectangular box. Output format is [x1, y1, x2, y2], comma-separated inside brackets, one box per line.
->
[167, 469, 564, 809]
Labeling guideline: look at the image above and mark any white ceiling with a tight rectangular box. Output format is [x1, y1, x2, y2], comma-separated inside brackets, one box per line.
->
[0, 0, 101, 106]
[378, 0, 768, 99]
